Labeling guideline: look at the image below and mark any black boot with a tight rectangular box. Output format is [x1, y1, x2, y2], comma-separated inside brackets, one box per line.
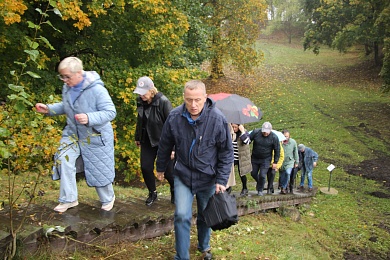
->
[289, 184, 294, 194]
[240, 188, 248, 196]
[145, 191, 157, 206]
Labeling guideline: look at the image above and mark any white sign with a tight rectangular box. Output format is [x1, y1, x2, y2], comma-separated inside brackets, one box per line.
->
[327, 164, 335, 172]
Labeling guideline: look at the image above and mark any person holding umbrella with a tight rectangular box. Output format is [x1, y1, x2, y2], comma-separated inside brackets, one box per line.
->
[249, 122, 281, 196]
[228, 123, 252, 196]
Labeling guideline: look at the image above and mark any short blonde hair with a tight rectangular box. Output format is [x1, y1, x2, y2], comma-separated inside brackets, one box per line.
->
[149, 86, 158, 97]
[58, 57, 83, 73]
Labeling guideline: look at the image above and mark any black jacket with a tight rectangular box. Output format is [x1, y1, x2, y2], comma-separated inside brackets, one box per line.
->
[135, 92, 172, 147]
[249, 129, 280, 163]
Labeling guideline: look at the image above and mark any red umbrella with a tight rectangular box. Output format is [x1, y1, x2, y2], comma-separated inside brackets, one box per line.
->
[208, 93, 262, 124]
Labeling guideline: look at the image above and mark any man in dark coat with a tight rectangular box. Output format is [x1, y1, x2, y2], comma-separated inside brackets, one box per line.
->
[156, 80, 233, 260]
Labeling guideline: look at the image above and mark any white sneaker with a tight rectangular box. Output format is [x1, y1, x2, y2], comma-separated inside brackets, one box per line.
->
[101, 195, 115, 211]
[54, 201, 79, 213]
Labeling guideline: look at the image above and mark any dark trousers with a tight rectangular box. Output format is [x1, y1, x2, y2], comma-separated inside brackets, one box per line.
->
[140, 141, 174, 192]
[289, 167, 299, 190]
[235, 160, 247, 190]
[251, 160, 270, 192]
[267, 168, 276, 192]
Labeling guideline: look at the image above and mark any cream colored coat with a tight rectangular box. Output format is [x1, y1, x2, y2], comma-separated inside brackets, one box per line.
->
[227, 126, 252, 188]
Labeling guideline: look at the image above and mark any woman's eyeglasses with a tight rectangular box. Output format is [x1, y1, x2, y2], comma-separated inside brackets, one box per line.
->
[57, 74, 73, 81]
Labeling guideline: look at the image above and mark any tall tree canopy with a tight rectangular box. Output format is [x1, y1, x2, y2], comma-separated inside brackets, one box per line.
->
[302, 0, 390, 91]
[0, 0, 269, 182]
[204, 0, 267, 78]
[265, 0, 308, 44]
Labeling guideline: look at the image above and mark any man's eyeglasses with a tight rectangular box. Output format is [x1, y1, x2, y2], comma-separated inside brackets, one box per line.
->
[57, 74, 73, 81]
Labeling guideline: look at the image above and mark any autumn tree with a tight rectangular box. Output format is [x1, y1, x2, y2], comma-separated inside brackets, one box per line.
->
[0, 0, 207, 184]
[0, 0, 274, 185]
[203, 0, 268, 79]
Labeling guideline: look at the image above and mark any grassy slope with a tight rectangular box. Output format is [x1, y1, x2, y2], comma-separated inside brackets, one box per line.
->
[22, 40, 390, 259]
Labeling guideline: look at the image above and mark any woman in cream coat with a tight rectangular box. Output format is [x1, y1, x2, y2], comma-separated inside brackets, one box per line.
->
[226, 123, 252, 196]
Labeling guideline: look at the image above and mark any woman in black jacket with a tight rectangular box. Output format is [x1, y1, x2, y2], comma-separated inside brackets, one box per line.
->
[134, 76, 175, 206]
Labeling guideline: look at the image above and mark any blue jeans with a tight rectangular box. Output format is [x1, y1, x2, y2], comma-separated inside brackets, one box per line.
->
[300, 168, 313, 188]
[174, 176, 215, 260]
[280, 168, 293, 189]
[55, 140, 114, 204]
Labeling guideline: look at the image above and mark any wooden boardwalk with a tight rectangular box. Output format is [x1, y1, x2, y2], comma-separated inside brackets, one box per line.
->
[0, 186, 316, 257]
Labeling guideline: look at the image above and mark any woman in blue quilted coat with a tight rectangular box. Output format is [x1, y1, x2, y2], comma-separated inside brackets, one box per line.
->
[35, 57, 116, 212]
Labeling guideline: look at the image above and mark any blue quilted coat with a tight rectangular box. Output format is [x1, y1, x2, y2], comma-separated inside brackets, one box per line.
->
[47, 71, 116, 187]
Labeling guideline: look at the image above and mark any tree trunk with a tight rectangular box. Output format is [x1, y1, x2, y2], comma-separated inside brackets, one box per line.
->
[374, 41, 380, 66]
[210, 55, 224, 79]
[210, 30, 224, 79]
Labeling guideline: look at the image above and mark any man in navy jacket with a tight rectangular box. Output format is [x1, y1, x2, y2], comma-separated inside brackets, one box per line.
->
[156, 80, 233, 260]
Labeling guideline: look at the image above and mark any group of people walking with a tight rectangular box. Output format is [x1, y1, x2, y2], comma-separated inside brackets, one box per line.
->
[35, 56, 318, 260]
[230, 122, 319, 196]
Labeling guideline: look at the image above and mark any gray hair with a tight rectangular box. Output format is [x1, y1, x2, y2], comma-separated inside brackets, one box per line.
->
[183, 80, 206, 94]
[58, 57, 83, 73]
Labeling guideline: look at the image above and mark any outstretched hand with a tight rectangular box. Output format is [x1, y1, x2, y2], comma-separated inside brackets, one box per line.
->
[35, 103, 48, 114]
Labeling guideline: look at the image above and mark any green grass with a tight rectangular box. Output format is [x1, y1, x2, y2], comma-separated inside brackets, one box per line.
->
[5, 39, 390, 259]
[258, 40, 364, 68]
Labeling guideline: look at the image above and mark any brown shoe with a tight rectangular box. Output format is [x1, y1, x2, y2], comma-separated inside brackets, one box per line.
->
[280, 189, 286, 195]
[308, 188, 313, 192]
[298, 186, 304, 192]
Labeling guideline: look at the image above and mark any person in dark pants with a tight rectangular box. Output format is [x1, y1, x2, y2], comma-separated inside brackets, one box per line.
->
[249, 122, 280, 196]
[289, 166, 299, 193]
[266, 142, 284, 194]
[134, 76, 175, 206]
[228, 123, 251, 196]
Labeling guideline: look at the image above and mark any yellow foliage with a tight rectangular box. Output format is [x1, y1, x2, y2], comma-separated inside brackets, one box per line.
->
[54, 0, 126, 30]
[126, 77, 133, 84]
[58, 1, 92, 30]
[0, 0, 28, 25]
[118, 89, 133, 104]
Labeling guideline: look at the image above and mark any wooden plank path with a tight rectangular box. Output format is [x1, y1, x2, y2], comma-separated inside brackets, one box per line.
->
[0, 185, 316, 257]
